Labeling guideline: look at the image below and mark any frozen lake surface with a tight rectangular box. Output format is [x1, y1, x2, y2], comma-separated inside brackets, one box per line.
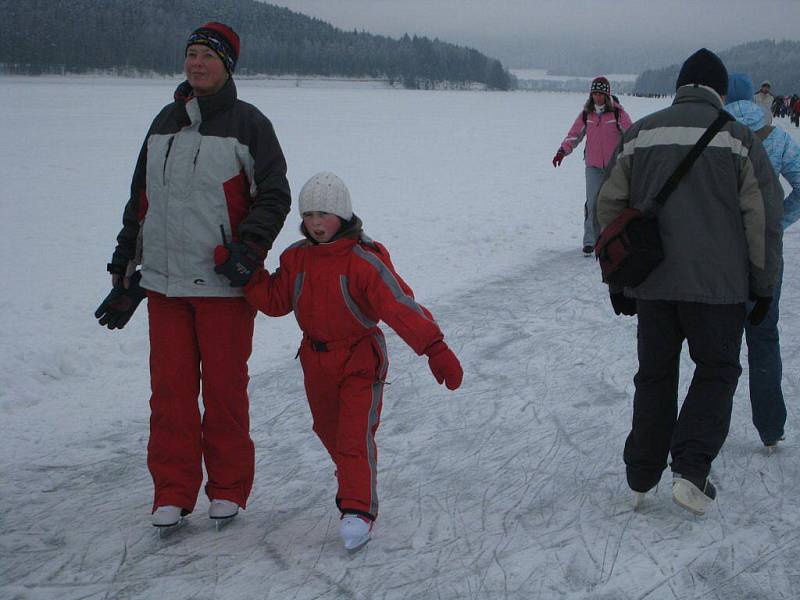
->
[1, 76, 799, 599]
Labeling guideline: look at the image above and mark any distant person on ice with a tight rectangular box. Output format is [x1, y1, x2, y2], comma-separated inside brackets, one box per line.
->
[97, 22, 291, 530]
[240, 172, 463, 552]
[725, 72, 800, 452]
[596, 49, 783, 516]
[552, 76, 632, 255]
[753, 80, 775, 126]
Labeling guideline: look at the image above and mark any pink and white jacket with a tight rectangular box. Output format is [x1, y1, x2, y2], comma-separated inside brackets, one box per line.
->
[559, 103, 632, 169]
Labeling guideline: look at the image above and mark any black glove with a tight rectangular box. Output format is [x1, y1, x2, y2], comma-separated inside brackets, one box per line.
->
[95, 271, 147, 330]
[610, 291, 637, 316]
[213, 226, 263, 287]
[748, 295, 772, 326]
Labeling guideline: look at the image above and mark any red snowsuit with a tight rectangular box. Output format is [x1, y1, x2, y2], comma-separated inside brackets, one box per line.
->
[244, 227, 444, 520]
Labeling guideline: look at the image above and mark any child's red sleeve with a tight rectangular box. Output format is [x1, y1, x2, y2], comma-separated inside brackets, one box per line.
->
[243, 250, 295, 316]
[355, 243, 443, 355]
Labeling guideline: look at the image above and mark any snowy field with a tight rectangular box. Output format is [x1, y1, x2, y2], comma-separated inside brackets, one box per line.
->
[1, 76, 799, 599]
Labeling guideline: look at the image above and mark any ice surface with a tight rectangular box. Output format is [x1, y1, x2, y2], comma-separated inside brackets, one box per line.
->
[1, 76, 799, 599]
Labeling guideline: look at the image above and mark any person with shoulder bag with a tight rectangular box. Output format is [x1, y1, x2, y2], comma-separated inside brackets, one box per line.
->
[595, 49, 783, 516]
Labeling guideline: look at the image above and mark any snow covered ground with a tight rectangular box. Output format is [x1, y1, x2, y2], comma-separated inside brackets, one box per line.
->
[1, 76, 799, 599]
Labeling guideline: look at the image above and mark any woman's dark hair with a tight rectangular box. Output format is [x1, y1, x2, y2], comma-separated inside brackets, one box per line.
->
[583, 93, 614, 114]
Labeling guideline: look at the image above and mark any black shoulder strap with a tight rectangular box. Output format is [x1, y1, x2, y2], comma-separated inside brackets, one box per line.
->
[654, 110, 735, 206]
[755, 125, 774, 140]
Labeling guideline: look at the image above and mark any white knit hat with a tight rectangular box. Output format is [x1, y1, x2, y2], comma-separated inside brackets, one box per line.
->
[298, 172, 353, 220]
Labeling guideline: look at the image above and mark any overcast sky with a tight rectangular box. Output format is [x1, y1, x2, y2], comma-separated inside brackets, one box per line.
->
[269, 0, 800, 70]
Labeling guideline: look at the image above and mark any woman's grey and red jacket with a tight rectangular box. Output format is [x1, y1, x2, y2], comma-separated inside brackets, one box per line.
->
[109, 78, 290, 297]
[597, 85, 783, 304]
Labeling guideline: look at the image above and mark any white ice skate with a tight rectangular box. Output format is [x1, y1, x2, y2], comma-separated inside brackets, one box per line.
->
[633, 492, 646, 511]
[209, 499, 239, 530]
[152, 505, 186, 536]
[672, 475, 716, 516]
[340, 514, 372, 552]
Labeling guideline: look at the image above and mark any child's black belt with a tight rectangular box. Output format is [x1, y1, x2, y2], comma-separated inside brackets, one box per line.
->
[302, 329, 378, 353]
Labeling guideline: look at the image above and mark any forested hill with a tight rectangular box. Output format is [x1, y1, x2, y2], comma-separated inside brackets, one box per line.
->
[634, 40, 800, 96]
[0, 0, 514, 90]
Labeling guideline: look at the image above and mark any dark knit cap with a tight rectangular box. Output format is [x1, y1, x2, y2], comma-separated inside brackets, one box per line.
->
[675, 48, 728, 96]
[590, 76, 611, 97]
[186, 22, 240, 74]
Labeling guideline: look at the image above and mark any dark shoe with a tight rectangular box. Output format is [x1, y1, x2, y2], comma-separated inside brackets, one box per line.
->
[764, 436, 785, 454]
[627, 468, 663, 494]
[672, 473, 716, 515]
[582, 245, 594, 256]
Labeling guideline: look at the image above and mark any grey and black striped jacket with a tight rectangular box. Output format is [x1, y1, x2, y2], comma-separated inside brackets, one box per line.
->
[111, 78, 290, 297]
[597, 85, 783, 303]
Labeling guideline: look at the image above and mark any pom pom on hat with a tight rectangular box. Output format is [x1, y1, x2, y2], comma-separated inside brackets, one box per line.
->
[676, 48, 728, 97]
[590, 76, 611, 97]
[186, 22, 240, 74]
[298, 172, 353, 220]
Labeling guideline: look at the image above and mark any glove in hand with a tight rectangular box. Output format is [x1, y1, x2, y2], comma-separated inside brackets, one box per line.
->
[213, 226, 264, 287]
[552, 149, 565, 167]
[610, 291, 637, 316]
[425, 341, 463, 390]
[748, 295, 772, 326]
[95, 271, 147, 330]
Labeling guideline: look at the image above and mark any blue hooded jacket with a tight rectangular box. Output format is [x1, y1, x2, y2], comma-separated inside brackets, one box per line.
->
[726, 73, 800, 229]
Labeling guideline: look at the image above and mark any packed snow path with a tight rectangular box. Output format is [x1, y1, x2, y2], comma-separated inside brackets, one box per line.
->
[3, 242, 800, 600]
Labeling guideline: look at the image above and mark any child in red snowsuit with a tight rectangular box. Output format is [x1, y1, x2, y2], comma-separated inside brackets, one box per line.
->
[242, 172, 463, 551]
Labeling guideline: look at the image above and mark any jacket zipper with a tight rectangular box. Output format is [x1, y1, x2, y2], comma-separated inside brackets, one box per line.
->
[162, 136, 174, 185]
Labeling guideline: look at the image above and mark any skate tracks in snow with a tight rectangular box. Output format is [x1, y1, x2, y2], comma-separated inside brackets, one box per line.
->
[2, 242, 800, 600]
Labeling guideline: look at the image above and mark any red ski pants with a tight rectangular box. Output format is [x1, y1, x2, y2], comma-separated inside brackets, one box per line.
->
[146, 292, 256, 513]
[299, 332, 388, 520]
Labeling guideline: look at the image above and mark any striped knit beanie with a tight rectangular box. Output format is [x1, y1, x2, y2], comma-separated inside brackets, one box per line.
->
[186, 22, 240, 74]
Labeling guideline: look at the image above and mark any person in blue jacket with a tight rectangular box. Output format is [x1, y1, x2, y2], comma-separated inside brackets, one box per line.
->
[726, 73, 800, 450]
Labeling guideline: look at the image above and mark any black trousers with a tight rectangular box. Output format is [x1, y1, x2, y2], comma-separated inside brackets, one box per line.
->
[625, 300, 745, 492]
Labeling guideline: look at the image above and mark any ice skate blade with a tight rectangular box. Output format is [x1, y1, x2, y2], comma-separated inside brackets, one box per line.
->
[155, 518, 185, 537]
[212, 515, 237, 531]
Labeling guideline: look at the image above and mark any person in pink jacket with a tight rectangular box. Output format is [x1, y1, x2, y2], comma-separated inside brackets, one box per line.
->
[552, 76, 632, 255]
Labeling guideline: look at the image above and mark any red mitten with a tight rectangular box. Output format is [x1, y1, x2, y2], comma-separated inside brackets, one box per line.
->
[425, 341, 463, 390]
[213, 244, 230, 266]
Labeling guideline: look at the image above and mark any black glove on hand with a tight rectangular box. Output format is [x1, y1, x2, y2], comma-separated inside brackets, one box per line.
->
[748, 295, 772, 326]
[213, 226, 263, 287]
[95, 271, 147, 330]
[610, 291, 637, 316]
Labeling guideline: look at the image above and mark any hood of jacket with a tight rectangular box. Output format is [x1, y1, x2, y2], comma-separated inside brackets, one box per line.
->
[300, 214, 364, 245]
[724, 98, 768, 130]
[674, 84, 724, 109]
[727, 72, 755, 103]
